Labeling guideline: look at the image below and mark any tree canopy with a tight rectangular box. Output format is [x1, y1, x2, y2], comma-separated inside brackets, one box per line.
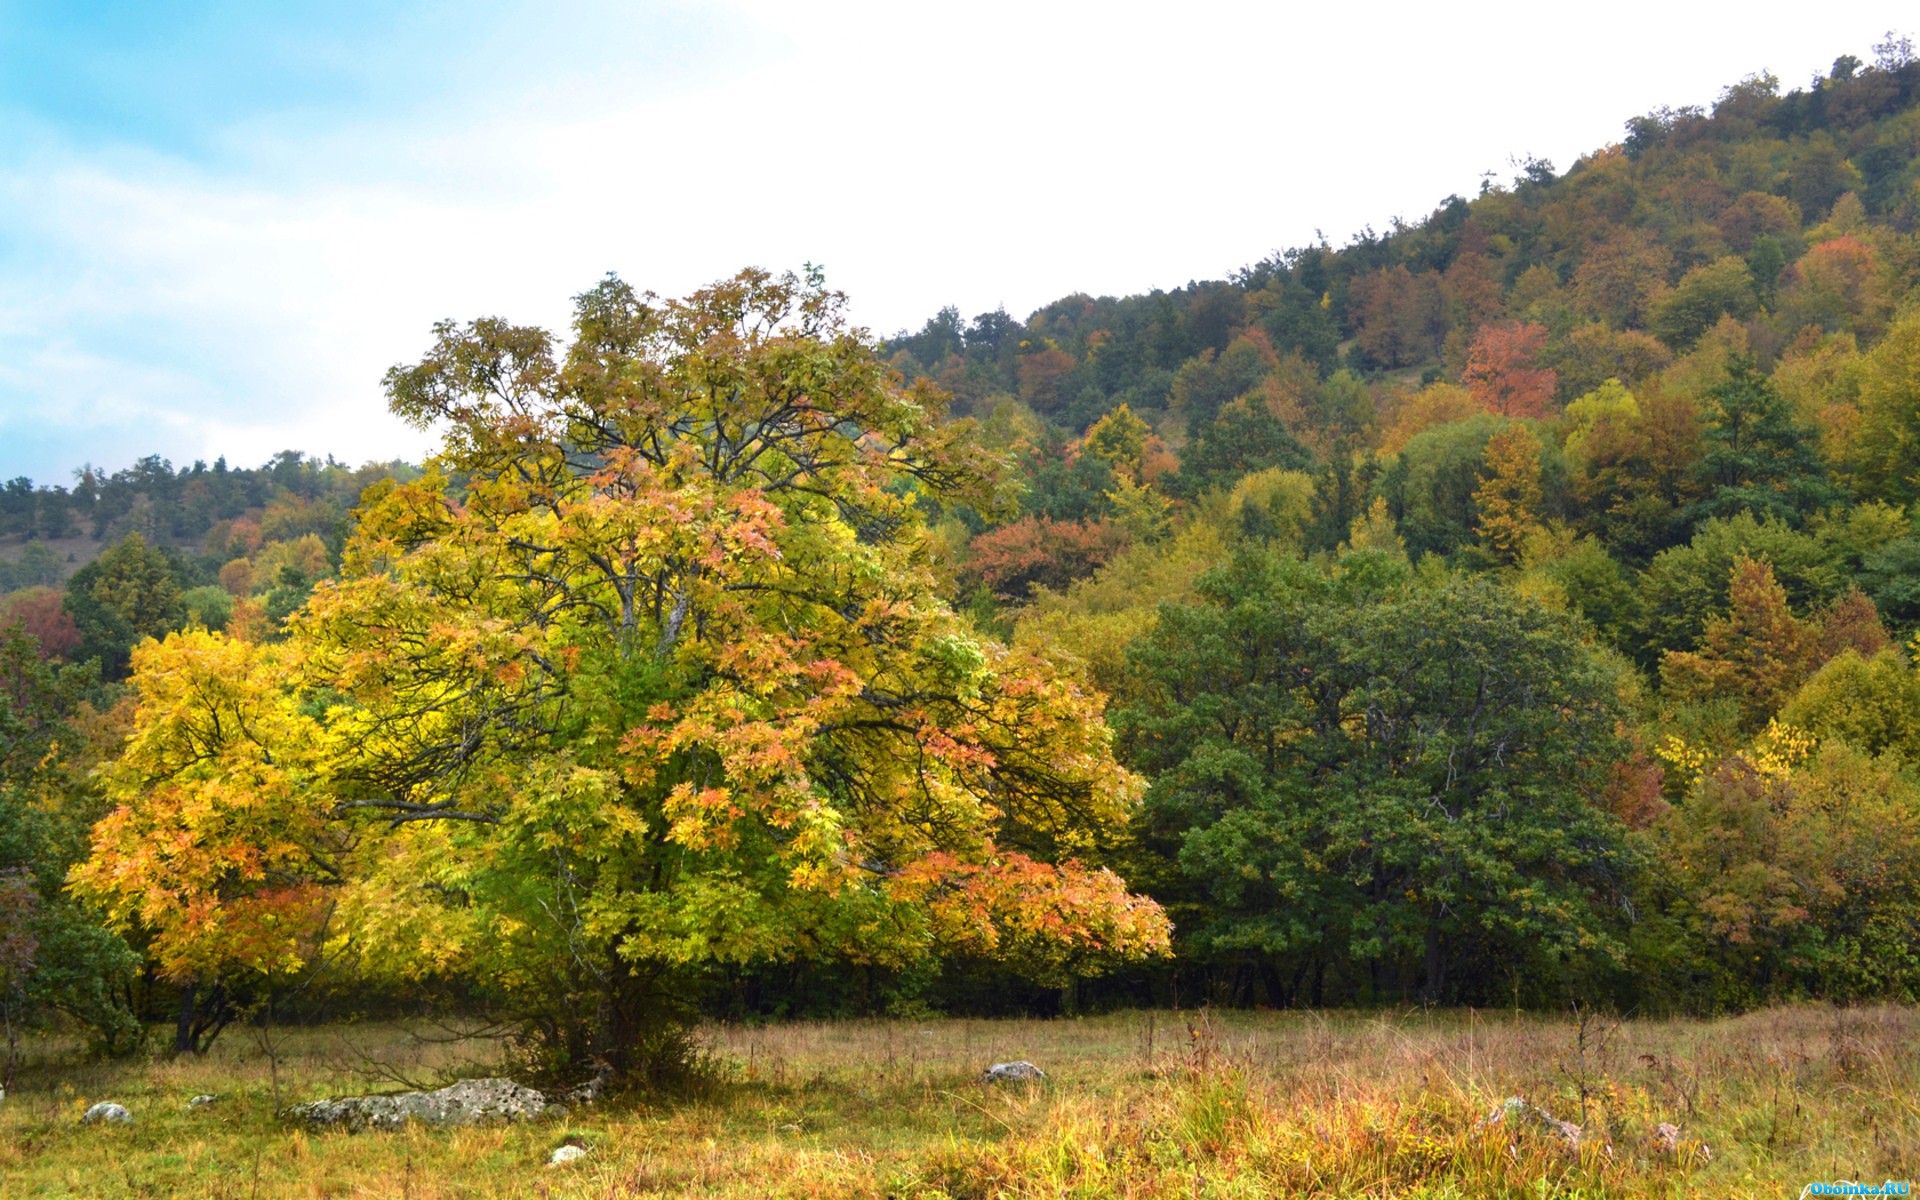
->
[1117, 549, 1632, 1005]
[74, 270, 1168, 1076]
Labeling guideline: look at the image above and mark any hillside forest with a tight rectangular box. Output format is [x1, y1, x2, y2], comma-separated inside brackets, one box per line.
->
[7, 40, 1920, 1083]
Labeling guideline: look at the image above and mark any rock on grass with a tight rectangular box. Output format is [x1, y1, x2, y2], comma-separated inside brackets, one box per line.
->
[284, 1077, 548, 1133]
[982, 1061, 1045, 1084]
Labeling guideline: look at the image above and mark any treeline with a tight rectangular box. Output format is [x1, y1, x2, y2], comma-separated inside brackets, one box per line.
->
[887, 37, 1920, 449]
[0, 451, 415, 547]
[0, 453, 419, 677]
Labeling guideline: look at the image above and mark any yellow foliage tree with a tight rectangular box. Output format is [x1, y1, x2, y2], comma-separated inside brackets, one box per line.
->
[1661, 556, 1819, 729]
[1083, 403, 1150, 481]
[1472, 424, 1544, 565]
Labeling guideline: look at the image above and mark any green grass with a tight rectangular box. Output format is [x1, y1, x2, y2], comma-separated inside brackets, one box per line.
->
[2, 1004, 1914, 1197]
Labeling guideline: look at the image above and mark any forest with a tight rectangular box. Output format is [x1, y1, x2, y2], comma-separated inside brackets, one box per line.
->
[4, 37, 1920, 1198]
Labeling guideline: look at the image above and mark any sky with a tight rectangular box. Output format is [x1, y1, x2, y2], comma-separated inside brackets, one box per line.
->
[0, 1, 1913, 483]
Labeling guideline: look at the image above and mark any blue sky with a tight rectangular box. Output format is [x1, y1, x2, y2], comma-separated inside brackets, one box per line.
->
[0, 1, 740, 159]
[0, 1, 1913, 482]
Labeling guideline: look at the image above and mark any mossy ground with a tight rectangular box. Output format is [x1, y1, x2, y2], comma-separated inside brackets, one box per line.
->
[2, 1004, 1913, 1197]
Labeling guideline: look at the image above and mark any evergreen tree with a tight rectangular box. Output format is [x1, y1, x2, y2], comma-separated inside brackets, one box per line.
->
[1687, 355, 1840, 527]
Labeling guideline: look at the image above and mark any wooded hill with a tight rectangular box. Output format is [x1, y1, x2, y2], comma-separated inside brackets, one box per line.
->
[878, 37, 1920, 1010]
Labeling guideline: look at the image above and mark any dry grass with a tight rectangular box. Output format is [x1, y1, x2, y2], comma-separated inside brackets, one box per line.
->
[2, 1004, 1914, 1197]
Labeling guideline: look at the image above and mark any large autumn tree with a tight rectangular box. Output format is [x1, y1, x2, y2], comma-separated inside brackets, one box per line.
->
[79, 269, 1167, 1080]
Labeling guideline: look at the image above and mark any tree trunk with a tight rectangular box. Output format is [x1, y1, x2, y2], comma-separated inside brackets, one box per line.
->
[174, 982, 197, 1055]
[1422, 920, 1447, 1004]
[3, 996, 19, 1089]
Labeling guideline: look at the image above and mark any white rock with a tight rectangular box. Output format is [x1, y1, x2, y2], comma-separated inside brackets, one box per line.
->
[188, 1094, 218, 1108]
[567, 1060, 613, 1105]
[285, 1077, 548, 1132]
[82, 1102, 132, 1125]
[982, 1061, 1045, 1084]
[548, 1144, 588, 1166]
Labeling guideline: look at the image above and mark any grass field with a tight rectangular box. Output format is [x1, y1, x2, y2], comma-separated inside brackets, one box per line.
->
[1, 1004, 1913, 1197]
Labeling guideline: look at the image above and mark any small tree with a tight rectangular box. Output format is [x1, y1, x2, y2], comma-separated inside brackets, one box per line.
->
[1473, 424, 1545, 565]
[70, 631, 336, 1054]
[1687, 356, 1837, 526]
[1661, 556, 1820, 729]
[1463, 323, 1557, 418]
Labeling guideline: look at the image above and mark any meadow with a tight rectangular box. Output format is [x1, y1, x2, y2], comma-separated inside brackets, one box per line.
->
[1, 1004, 1913, 1198]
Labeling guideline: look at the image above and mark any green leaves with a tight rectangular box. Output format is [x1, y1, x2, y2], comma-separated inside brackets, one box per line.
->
[62, 533, 187, 680]
[1687, 355, 1839, 527]
[1119, 549, 1632, 1002]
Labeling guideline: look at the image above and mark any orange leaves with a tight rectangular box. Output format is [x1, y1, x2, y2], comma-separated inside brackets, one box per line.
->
[961, 517, 1131, 603]
[914, 721, 998, 775]
[635, 680, 826, 847]
[804, 657, 860, 699]
[1779, 235, 1890, 340]
[1660, 556, 1819, 728]
[888, 848, 1170, 981]
[721, 489, 785, 563]
[662, 784, 744, 850]
[1462, 323, 1557, 419]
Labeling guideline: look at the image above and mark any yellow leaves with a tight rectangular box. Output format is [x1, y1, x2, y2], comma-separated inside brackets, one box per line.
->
[787, 861, 835, 891]
[1083, 404, 1151, 480]
[341, 473, 458, 575]
[1744, 719, 1817, 779]
[1346, 497, 1405, 555]
[1655, 716, 1822, 813]
[1473, 424, 1545, 566]
[1105, 472, 1174, 542]
[322, 826, 485, 983]
[1652, 733, 1715, 795]
[72, 627, 333, 984]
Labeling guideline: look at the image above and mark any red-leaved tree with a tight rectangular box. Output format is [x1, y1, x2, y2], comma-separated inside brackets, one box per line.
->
[963, 518, 1131, 602]
[1463, 322, 1558, 418]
